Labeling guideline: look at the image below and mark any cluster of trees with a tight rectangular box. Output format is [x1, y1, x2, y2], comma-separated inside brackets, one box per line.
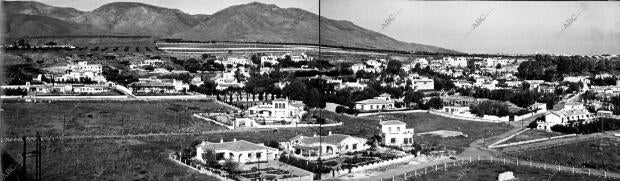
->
[590, 77, 618, 86]
[102, 66, 139, 86]
[517, 54, 620, 81]
[1, 88, 28, 96]
[470, 101, 510, 117]
[456, 87, 560, 110]
[550, 118, 620, 134]
[3, 64, 44, 85]
[172, 57, 225, 73]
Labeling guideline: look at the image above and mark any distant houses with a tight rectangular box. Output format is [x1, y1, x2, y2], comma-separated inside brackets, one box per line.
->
[128, 77, 189, 94]
[537, 103, 596, 131]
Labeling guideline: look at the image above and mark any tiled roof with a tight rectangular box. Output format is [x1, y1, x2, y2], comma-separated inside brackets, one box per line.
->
[379, 120, 405, 125]
[292, 134, 360, 145]
[356, 99, 389, 104]
[199, 140, 276, 152]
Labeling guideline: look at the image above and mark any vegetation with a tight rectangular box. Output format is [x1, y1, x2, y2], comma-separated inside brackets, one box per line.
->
[1, 100, 231, 137]
[550, 118, 620, 134]
[508, 138, 620, 173]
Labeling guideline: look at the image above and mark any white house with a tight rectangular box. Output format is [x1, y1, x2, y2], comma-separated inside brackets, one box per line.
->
[355, 93, 395, 111]
[411, 78, 434, 90]
[247, 98, 306, 123]
[281, 132, 368, 160]
[128, 78, 189, 94]
[443, 57, 467, 67]
[412, 58, 429, 68]
[380, 120, 414, 147]
[196, 139, 279, 164]
[538, 108, 596, 131]
[260, 55, 279, 65]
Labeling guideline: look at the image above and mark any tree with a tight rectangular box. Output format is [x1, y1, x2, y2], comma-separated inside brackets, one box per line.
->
[222, 159, 240, 175]
[404, 91, 425, 107]
[282, 78, 308, 101]
[386, 60, 402, 75]
[495, 63, 502, 69]
[306, 88, 325, 108]
[426, 97, 443, 109]
[201, 149, 221, 168]
[143, 65, 155, 71]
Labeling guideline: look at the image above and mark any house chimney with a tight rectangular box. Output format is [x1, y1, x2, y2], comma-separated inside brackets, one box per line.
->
[220, 138, 224, 143]
[328, 131, 332, 135]
[234, 138, 237, 142]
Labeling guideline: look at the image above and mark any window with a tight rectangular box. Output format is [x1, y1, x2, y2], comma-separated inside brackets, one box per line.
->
[388, 127, 392, 133]
[397, 127, 401, 132]
[353, 144, 357, 150]
[390, 138, 396, 144]
[257, 152, 262, 159]
[345, 145, 349, 150]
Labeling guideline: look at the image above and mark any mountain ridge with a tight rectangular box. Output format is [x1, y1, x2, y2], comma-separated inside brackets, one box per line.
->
[3, 1, 459, 53]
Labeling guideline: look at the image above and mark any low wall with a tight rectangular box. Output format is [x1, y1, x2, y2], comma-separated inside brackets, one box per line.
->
[358, 110, 428, 117]
[135, 95, 210, 100]
[213, 99, 241, 112]
[168, 153, 227, 181]
[487, 128, 529, 148]
[251, 122, 343, 129]
[429, 110, 506, 123]
[489, 134, 577, 149]
[349, 155, 415, 173]
[193, 114, 235, 130]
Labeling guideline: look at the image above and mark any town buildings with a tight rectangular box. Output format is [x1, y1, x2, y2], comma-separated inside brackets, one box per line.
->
[537, 103, 596, 131]
[128, 78, 189, 94]
[55, 61, 107, 83]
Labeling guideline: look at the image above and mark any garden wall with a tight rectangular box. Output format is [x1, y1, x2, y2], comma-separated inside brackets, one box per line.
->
[348, 155, 415, 173]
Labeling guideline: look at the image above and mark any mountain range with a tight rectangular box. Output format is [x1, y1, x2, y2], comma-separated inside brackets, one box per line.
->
[3, 1, 458, 53]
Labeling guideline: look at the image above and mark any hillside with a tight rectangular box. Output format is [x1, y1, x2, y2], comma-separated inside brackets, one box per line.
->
[4, 1, 458, 53]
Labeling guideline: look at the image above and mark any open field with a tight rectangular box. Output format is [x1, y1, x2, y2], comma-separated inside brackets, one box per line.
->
[1, 137, 218, 181]
[366, 113, 514, 151]
[1, 100, 232, 137]
[503, 129, 565, 144]
[506, 138, 620, 173]
[405, 161, 616, 181]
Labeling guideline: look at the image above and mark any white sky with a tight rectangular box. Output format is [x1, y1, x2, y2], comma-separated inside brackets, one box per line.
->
[13, 0, 620, 55]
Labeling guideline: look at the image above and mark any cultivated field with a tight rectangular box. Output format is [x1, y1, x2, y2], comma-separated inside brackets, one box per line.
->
[507, 138, 620, 173]
[1, 100, 232, 137]
[407, 161, 616, 181]
[366, 113, 514, 151]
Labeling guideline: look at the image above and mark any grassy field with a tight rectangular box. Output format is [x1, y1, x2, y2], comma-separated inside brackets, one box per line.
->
[506, 138, 620, 173]
[365, 113, 514, 150]
[1, 100, 232, 137]
[503, 129, 565, 144]
[1, 137, 218, 181]
[405, 161, 616, 181]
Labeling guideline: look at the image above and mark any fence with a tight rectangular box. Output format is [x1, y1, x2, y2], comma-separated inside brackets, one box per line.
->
[377, 156, 618, 181]
[489, 133, 577, 149]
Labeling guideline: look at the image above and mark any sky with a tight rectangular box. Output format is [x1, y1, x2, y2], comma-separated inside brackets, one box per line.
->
[16, 0, 620, 55]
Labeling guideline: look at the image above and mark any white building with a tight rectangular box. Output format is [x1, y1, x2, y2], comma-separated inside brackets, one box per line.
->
[247, 98, 306, 123]
[196, 139, 279, 164]
[55, 61, 107, 83]
[443, 57, 467, 67]
[260, 55, 279, 65]
[411, 78, 434, 90]
[128, 78, 189, 94]
[380, 120, 414, 147]
[281, 132, 368, 160]
[355, 93, 395, 111]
